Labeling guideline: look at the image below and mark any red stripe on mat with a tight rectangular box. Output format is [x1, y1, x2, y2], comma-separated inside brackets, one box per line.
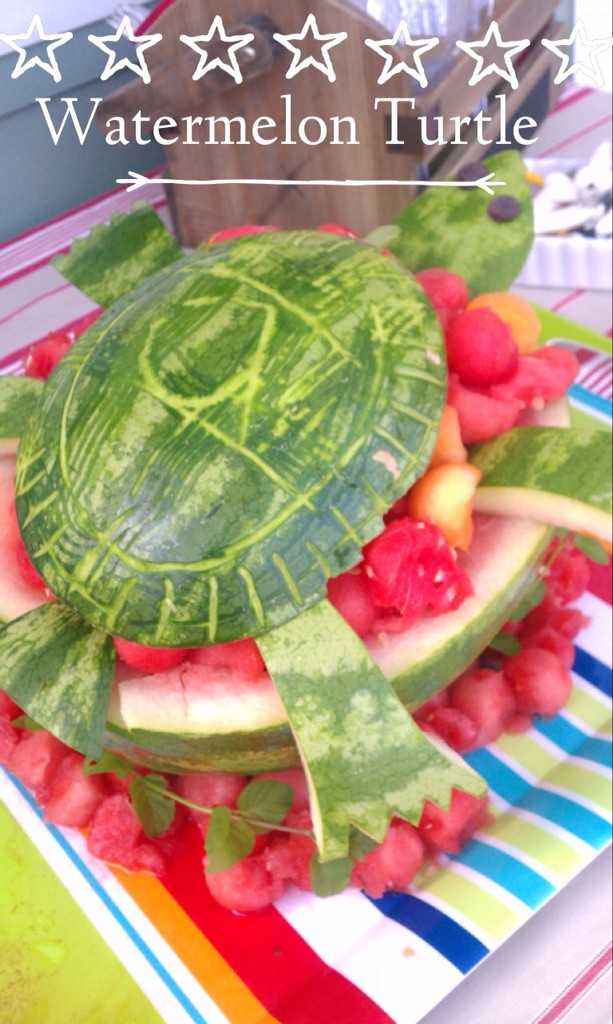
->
[529, 942, 611, 1024]
[537, 114, 613, 157]
[551, 289, 585, 314]
[588, 559, 613, 606]
[550, 85, 594, 115]
[161, 825, 394, 1024]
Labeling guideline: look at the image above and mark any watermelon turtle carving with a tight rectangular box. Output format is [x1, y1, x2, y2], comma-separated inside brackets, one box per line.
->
[0, 153, 610, 866]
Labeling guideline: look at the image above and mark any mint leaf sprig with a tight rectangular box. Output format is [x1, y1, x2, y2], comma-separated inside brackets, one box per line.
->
[82, 752, 378, 896]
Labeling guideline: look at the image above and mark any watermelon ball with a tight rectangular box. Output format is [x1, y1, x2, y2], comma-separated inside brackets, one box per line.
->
[418, 789, 489, 854]
[207, 225, 279, 245]
[415, 268, 469, 330]
[422, 706, 480, 754]
[42, 751, 107, 828]
[0, 717, 19, 764]
[176, 772, 247, 835]
[25, 331, 72, 379]
[448, 666, 517, 748]
[445, 308, 519, 387]
[350, 819, 424, 899]
[204, 851, 286, 913]
[447, 373, 521, 445]
[544, 543, 591, 606]
[113, 637, 190, 673]
[316, 222, 359, 237]
[519, 625, 576, 670]
[503, 647, 572, 718]
[7, 728, 69, 802]
[264, 809, 317, 891]
[490, 346, 580, 405]
[326, 569, 378, 637]
[87, 792, 166, 874]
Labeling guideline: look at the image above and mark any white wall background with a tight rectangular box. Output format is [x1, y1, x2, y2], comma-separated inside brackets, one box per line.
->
[575, 0, 612, 89]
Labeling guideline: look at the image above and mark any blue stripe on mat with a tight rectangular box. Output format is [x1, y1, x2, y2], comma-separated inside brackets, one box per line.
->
[517, 788, 611, 849]
[533, 715, 611, 765]
[568, 384, 612, 418]
[573, 647, 612, 698]
[466, 748, 611, 849]
[450, 839, 554, 909]
[371, 891, 489, 974]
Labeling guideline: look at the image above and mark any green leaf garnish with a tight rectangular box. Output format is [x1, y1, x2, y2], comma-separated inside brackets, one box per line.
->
[488, 632, 521, 657]
[236, 778, 294, 826]
[10, 714, 43, 731]
[572, 533, 610, 565]
[508, 578, 547, 621]
[349, 828, 379, 861]
[205, 806, 255, 873]
[129, 773, 175, 837]
[83, 751, 133, 778]
[310, 853, 354, 897]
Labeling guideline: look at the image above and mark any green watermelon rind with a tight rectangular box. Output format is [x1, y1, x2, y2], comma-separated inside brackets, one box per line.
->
[103, 513, 552, 774]
[17, 232, 446, 648]
[0, 453, 551, 774]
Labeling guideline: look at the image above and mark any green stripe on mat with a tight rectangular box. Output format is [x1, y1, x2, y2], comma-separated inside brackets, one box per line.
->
[545, 762, 612, 815]
[495, 733, 561, 777]
[492, 735, 611, 814]
[0, 802, 163, 1024]
[484, 812, 585, 877]
[418, 870, 522, 941]
[565, 688, 612, 732]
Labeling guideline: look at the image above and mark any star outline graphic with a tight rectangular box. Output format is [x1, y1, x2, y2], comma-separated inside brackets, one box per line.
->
[88, 15, 162, 85]
[273, 14, 348, 83]
[542, 20, 613, 89]
[0, 14, 72, 83]
[180, 15, 255, 84]
[365, 20, 439, 88]
[456, 20, 530, 90]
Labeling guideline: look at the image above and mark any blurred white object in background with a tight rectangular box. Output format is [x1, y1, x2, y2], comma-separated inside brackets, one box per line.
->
[350, 0, 494, 45]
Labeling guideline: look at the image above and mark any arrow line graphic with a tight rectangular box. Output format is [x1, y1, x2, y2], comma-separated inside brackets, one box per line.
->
[117, 171, 507, 196]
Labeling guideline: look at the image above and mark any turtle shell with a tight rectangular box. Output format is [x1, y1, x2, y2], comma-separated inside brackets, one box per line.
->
[15, 231, 445, 645]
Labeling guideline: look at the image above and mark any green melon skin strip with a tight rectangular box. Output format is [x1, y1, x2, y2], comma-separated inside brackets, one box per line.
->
[52, 201, 182, 308]
[0, 602, 115, 758]
[471, 426, 613, 541]
[257, 599, 485, 862]
[0, 376, 43, 440]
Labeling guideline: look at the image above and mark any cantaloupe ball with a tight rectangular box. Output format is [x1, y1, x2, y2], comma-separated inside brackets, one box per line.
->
[467, 291, 541, 354]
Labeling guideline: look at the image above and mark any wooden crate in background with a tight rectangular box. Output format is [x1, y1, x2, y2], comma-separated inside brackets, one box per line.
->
[99, 0, 567, 247]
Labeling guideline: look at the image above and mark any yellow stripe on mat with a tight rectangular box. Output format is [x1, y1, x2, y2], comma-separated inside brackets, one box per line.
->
[114, 870, 282, 1024]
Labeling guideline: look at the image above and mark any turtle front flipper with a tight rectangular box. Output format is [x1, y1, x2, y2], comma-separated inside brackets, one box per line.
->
[257, 599, 485, 863]
[0, 377, 43, 453]
[0, 602, 115, 758]
[52, 200, 182, 308]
